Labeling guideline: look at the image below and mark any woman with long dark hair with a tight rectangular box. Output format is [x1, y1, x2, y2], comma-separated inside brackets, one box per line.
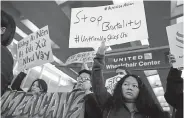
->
[28, 79, 48, 93]
[92, 41, 164, 118]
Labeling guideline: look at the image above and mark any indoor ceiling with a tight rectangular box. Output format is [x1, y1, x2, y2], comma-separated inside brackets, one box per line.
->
[1, 0, 172, 82]
[2, 1, 116, 78]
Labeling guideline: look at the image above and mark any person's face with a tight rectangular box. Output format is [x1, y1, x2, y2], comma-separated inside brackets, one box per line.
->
[1, 27, 6, 35]
[116, 68, 127, 76]
[31, 81, 41, 93]
[122, 76, 139, 101]
[77, 73, 91, 90]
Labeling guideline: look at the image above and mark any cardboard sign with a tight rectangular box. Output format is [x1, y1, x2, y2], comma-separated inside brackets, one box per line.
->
[1, 90, 85, 118]
[166, 22, 183, 68]
[104, 46, 170, 72]
[69, 1, 148, 48]
[65, 51, 96, 65]
[17, 26, 54, 71]
[105, 75, 125, 95]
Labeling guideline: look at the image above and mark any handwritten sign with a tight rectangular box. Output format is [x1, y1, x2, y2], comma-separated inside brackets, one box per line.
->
[1, 90, 85, 118]
[166, 22, 183, 68]
[65, 51, 96, 65]
[105, 75, 124, 95]
[69, 1, 148, 48]
[17, 26, 54, 71]
[105, 46, 170, 72]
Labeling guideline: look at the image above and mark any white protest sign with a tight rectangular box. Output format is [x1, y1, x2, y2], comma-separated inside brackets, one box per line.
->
[17, 26, 54, 71]
[105, 75, 125, 95]
[69, 1, 148, 48]
[65, 51, 96, 65]
[166, 22, 183, 68]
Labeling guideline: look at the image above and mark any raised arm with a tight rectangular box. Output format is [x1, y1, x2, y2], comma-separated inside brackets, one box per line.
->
[91, 41, 110, 107]
[164, 67, 183, 109]
[164, 54, 183, 109]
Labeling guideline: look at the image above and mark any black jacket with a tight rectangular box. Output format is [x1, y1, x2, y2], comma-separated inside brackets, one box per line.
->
[164, 67, 183, 118]
[84, 93, 102, 118]
[1, 45, 14, 95]
[11, 72, 27, 91]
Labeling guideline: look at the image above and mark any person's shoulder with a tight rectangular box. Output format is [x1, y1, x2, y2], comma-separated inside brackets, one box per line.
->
[1, 45, 13, 61]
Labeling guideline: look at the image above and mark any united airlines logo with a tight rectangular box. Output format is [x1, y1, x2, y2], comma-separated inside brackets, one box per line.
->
[176, 31, 183, 49]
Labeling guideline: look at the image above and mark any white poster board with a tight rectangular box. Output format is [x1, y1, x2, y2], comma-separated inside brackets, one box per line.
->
[17, 26, 54, 71]
[166, 22, 183, 68]
[105, 75, 125, 95]
[69, 1, 148, 48]
[65, 51, 96, 65]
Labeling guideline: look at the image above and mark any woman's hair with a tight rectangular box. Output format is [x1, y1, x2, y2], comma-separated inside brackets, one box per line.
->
[28, 79, 48, 92]
[105, 74, 163, 117]
[1, 10, 16, 46]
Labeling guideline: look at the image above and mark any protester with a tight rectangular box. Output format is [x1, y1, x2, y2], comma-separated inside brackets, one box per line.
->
[1, 10, 16, 96]
[73, 68, 102, 118]
[27, 79, 48, 93]
[115, 66, 131, 76]
[164, 54, 183, 118]
[11, 72, 27, 91]
[10, 71, 48, 94]
[92, 41, 164, 118]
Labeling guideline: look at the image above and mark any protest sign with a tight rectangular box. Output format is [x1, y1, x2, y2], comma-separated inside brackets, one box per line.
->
[65, 51, 96, 65]
[105, 75, 125, 95]
[105, 46, 170, 72]
[17, 26, 54, 71]
[166, 22, 183, 68]
[69, 1, 148, 48]
[1, 90, 85, 118]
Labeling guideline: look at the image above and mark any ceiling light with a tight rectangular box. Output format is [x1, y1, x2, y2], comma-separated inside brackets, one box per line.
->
[160, 102, 169, 107]
[16, 26, 28, 38]
[162, 107, 170, 111]
[157, 96, 166, 103]
[144, 70, 158, 76]
[21, 19, 39, 32]
[21, 19, 60, 49]
[153, 87, 164, 96]
[147, 75, 162, 88]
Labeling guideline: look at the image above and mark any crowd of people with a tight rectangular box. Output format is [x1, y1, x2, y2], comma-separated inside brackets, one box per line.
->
[1, 10, 183, 118]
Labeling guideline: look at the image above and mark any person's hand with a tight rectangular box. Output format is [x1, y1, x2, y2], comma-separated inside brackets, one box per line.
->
[81, 62, 89, 70]
[168, 53, 183, 70]
[168, 54, 176, 65]
[97, 40, 109, 55]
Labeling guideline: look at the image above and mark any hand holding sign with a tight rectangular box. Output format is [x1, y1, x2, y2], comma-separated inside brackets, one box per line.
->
[168, 53, 176, 64]
[81, 62, 89, 70]
[97, 40, 109, 55]
[166, 22, 183, 68]
[168, 53, 184, 70]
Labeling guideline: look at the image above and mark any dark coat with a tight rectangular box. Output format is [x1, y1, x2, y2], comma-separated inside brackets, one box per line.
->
[1, 45, 14, 95]
[84, 93, 103, 118]
[164, 67, 183, 118]
[11, 72, 27, 91]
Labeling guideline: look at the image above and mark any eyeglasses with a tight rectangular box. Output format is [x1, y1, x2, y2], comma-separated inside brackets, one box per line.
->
[77, 76, 90, 83]
[116, 72, 126, 75]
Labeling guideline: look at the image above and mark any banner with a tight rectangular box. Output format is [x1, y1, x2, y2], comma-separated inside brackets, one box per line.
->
[166, 22, 183, 68]
[69, 1, 148, 48]
[17, 26, 54, 71]
[65, 51, 96, 65]
[105, 75, 125, 95]
[1, 90, 85, 118]
[104, 46, 170, 72]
